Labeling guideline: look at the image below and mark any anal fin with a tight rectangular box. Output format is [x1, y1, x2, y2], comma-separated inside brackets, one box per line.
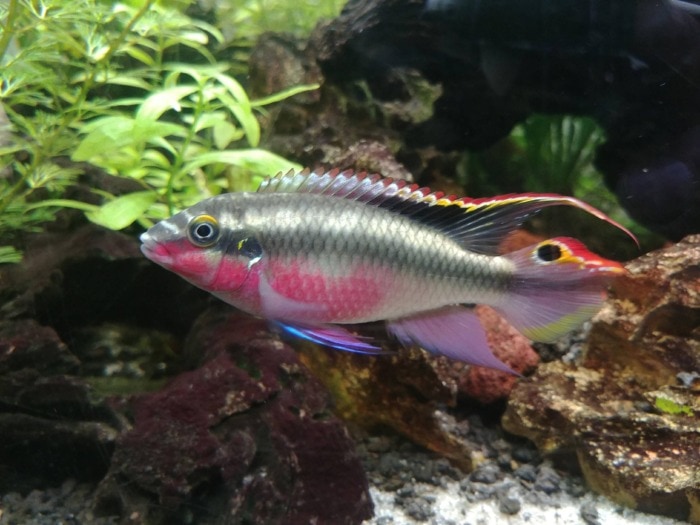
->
[386, 306, 517, 374]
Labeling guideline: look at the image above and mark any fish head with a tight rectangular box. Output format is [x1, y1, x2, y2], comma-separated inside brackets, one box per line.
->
[140, 194, 263, 292]
[528, 237, 626, 276]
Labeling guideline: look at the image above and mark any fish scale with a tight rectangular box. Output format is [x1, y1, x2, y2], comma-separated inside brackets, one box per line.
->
[252, 193, 511, 319]
[140, 169, 632, 371]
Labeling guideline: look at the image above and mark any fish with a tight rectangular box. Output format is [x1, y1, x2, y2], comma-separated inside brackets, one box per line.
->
[140, 168, 635, 373]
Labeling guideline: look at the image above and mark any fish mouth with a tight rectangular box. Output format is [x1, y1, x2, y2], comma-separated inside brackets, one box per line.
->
[140, 232, 174, 266]
[582, 257, 626, 275]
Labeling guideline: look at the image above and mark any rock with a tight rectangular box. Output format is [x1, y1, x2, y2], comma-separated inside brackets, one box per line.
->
[295, 306, 538, 472]
[0, 316, 122, 495]
[0, 223, 210, 338]
[329, 139, 414, 181]
[98, 310, 372, 525]
[0, 371, 120, 494]
[580, 500, 601, 525]
[498, 494, 522, 515]
[503, 235, 700, 524]
[586, 235, 700, 380]
[534, 466, 562, 495]
[297, 343, 476, 471]
[0, 319, 79, 375]
[513, 464, 537, 483]
[470, 463, 501, 485]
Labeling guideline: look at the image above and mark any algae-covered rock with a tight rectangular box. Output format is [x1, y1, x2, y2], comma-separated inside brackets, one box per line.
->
[503, 234, 700, 523]
[98, 311, 373, 525]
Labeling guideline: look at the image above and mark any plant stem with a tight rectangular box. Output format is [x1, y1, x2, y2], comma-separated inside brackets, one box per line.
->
[71, 0, 154, 121]
[166, 81, 206, 214]
[0, 0, 19, 62]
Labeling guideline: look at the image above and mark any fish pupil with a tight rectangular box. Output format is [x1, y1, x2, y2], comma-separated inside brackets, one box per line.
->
[195, 223, 214, 240]
[536, 243, 562, 262]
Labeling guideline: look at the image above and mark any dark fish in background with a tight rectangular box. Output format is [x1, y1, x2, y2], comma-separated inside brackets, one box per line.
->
[317, 0, 700, 240]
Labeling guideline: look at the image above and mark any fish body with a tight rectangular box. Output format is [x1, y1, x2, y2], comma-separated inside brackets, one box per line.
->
[141, 169, 632, 372]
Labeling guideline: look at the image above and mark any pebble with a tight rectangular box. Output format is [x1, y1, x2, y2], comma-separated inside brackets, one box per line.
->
[402, 498, 435, 522]
[512, 444, 539, 464]
[496, 453, 513, 471]
[534, 466, 562, 494]
[412, 462, 438, 484]
[676, 371, 700, 388]
[379, 454, 400, 476]
[580, 501, 601, 525]
[513, 464, 537, 483]
[434, 458, 461, 481]
[395, 486, 417, 500]
[469, 463, 501, 484]
[498, 495, 522, 515]
[567, 479, 588, 498]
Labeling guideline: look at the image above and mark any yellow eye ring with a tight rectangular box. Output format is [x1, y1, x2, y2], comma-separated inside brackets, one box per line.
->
[187, 214, 220, 247]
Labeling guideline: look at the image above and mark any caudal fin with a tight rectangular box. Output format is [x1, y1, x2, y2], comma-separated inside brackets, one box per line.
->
[495, 237, 625, 342]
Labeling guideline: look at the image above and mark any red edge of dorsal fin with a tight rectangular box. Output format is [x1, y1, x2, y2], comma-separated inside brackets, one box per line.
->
[256, 169, 638, 253]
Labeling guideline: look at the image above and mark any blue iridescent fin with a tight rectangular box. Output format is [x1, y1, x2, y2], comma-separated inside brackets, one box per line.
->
[258, 169, 637, 254]
[386, 306, 517, 374]
[271, 320, 388, 355]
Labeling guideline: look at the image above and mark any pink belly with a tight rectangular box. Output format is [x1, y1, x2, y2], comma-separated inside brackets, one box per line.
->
[264, 259, 393, 322]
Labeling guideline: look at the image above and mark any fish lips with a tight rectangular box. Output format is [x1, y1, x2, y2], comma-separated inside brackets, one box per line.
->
[140, 232, 174, 266]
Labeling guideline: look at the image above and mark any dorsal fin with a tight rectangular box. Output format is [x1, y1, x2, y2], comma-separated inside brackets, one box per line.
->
[257, 168, 638, 254]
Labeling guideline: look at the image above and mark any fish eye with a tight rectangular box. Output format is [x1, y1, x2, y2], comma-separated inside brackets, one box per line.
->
[536, 242, 562, 262]
[187, 215, 220, 247]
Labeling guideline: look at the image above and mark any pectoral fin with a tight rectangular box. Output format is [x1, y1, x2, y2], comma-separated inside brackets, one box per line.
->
[386, 306, 517, 374]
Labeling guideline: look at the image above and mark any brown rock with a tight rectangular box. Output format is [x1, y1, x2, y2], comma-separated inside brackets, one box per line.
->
[503, 234, 700, 524]
[298, 344, 474, 470]
[586, 234, 700, 381]
[297, 307, 538, 470]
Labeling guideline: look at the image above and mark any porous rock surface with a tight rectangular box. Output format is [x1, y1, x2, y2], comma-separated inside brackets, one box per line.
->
[97, 310, 373, 525]
[503, 234, 700, 524]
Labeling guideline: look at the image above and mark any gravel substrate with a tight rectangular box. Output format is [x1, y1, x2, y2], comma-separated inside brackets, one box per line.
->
[0, 411, 689, 525]
[357, 412, 687, 525]
[0, 479, 116, 525]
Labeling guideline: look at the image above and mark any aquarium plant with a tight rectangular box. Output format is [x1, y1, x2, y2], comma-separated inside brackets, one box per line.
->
[0, 0, 322, 262]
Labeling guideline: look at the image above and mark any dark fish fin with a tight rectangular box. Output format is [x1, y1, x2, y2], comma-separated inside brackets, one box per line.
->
[386, 305, 518, 374]
[271, 320, 388, 355]
[496, 238, 624, 342]
[258, 169, 636, 254]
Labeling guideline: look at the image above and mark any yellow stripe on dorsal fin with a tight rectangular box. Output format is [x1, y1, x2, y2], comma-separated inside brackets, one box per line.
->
[257, 168, 637, 254]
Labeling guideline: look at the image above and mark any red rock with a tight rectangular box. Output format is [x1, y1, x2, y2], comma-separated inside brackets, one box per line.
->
[99, 310, 373, 525]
